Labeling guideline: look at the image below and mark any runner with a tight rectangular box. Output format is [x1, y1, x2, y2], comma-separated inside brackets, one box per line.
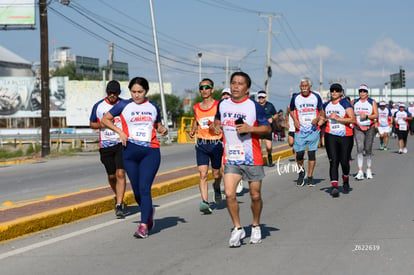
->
[322, 83, 355, 197]
[393, 103, 413, 154]
[376, 101, 392, 151]
[213, 71, 271, 247]
[390, 103, 399, 138]
[102, 77, 168, 238]
[290, 77, 325, 187]
[352, 84, 378, 180]
[286, 102, 296, 148]
[89, 80, 127, 218]
[189, 78, 223, 214]
[408, 102, 414, 135]
[257, 90, 278, 167]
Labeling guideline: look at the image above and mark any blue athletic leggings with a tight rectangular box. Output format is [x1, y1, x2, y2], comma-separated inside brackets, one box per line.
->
[122, 142, 160, 224]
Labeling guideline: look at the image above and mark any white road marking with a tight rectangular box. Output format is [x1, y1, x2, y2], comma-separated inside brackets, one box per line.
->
[0, 193, 200, 260]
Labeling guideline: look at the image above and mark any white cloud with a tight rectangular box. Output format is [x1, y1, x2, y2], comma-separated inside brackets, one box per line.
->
[365, 38, 414, 66]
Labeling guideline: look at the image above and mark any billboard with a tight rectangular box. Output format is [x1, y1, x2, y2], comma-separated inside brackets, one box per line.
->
[0, 76, 67, 118]
[0, 0, 35, 25]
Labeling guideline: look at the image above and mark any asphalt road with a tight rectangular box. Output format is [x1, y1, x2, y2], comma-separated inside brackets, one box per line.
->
[0, 143, 196, 204]
[1, 136, 413, 274]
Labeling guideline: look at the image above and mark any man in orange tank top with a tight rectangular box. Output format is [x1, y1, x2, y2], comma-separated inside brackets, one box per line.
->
[189, 78, 224, 214]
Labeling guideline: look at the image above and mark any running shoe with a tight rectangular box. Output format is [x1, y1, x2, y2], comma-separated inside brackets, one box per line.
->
[383, 146, 388, 151]
[331, 187, 340, 198]
[296, 171, 306, 186]
[307, 176, 315, 187]
[403, 147, 408, 154]
[133, 224, 148, 239]
[250, 225, 262, 244]
[236, 180, 244, 194]
[366, 168, 373, 179]
[229, 227, 246, 248]
[213, 184, 222, 204]
[355, 170, 364, 180]
[398, 149, 403, 154]
[342, 176, 350, 193]
[199, 201, 212, 214]
[115, 203, 125, 218]
[148, 207, 155, 231]
[379, 144, 384, 150]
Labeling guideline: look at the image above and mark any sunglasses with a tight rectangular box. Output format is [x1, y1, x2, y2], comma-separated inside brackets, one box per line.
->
[330, 90, 342, 93]
[107, 91, 120, 95]
[199, 85, 213, 90]
[359, 90, 368, 93]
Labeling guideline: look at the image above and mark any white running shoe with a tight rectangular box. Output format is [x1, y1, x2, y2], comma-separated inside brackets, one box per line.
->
[236, 180, 244, 194]
[229, 227, 246, 248]
[355, 170, 364, 180]
[366, 168, 373, 179]
[250, 225, 262, 244]
[403, 147, 408, 154]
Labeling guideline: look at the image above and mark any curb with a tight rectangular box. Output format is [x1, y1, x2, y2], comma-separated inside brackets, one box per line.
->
[0, 147, 294, 242]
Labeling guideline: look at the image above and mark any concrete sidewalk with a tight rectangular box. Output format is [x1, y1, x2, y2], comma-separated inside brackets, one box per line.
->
[0, 143, 294, 242]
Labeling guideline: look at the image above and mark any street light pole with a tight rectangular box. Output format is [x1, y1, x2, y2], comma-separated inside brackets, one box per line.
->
[198, 52, 202, 82]
[149, 0, 170, 143]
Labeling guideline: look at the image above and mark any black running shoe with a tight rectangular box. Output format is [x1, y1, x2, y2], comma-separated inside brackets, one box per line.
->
[343, 176, 350, 193]
[307, 176, 315, 187]
[115, 203, 125, 218]
[296, 171, 305, 186]
[331, 187, 340, 198]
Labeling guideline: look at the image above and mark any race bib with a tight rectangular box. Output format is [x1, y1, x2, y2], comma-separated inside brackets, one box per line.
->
[329, 119, 345, 133]
[199, 116, 214, 129]
[226, 144, 245, 161]
[399, 123, 407, 131]
[103, 128, 119, 140]
[300, 114, 314, 125]
[130, 126, 152, 142]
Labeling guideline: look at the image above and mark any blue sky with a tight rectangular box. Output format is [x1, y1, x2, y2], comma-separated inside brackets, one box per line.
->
[1, 0, 414, 109]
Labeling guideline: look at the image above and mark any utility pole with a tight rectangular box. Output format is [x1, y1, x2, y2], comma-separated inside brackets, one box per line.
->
[39, 0, 50, 157]
[259, 14, 280, 96]
[108, 42, 114, 80]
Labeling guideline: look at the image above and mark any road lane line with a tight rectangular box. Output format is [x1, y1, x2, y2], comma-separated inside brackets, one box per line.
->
[0, 193, 200, 261]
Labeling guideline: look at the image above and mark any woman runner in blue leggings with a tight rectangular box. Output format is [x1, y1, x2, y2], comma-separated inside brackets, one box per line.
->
[102, 77, 168, 238]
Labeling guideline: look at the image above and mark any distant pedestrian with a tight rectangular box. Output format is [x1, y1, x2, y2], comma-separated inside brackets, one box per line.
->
[290, 77, 325, 187]
[221, 88, 231, 99]
[322, 83, 355, 197]
[102, 77, 168, 238]
[89, 80, 126, 218]
[189, 78, 224, 214]
[257, 90, 278, 167]
[408, 102, 414, 135]
[214, 72, 271, 247]
[352, 84, 378, 180]
[393, 103, 413, 154]
[390, 103, 398, 138]
[286, 104, 296, 148]
[376, 101, 392, 151]
[273, 109, 286, 142]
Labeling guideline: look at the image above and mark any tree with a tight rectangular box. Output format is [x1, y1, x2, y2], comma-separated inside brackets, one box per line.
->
[50, 62, 103, 80]
[50, 62, 82, 80]
[147, 93, 184, 127]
